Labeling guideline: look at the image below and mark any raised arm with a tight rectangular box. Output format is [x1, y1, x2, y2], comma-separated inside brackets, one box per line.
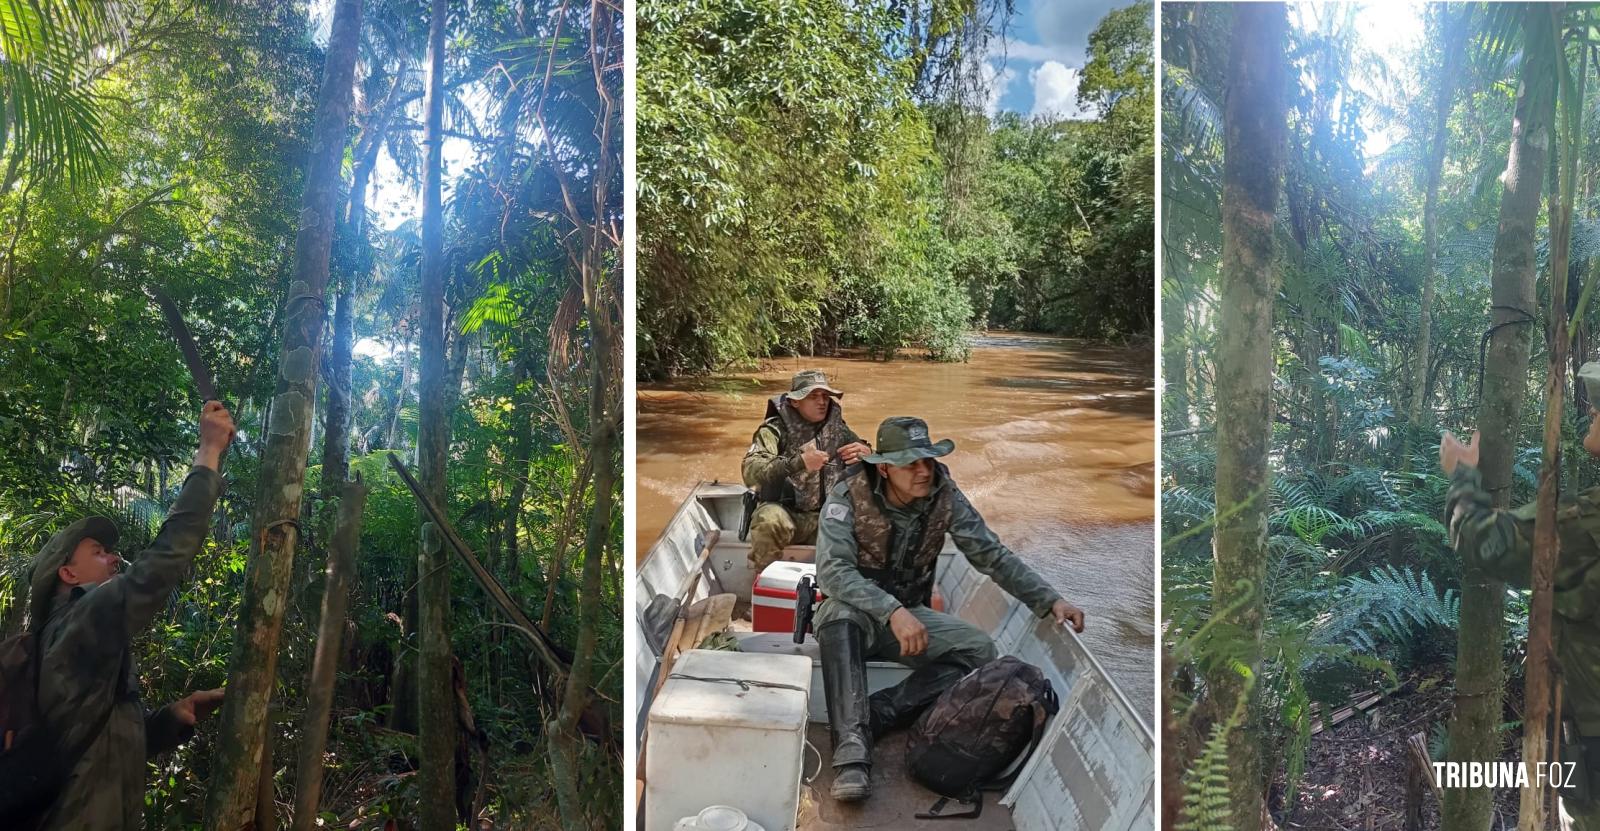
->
[81, 402, 233, 635]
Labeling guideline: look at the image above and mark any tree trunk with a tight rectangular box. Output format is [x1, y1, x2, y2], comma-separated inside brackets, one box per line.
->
[1521, 11, 1578, 829]
[1205, 6, 1287, 831]
[202, 1, 363, 827]
[384, 341, 411, 451]
[1442, 8, 1558, 829]
[544, 1, 622, 826]
[416, 0, 457, 826]
[1393, 4, 1465, 561]
[292, 477, 367, 831]
[505, 358, 534, 592]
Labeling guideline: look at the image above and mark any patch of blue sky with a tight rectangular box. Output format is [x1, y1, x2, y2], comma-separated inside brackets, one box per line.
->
[989, 0, 1131, 119]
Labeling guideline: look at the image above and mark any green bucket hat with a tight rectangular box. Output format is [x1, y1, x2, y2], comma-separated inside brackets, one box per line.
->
[862, 416, 955, 466]
[28, 516, 118, 628]
[783, 369, 843, 400]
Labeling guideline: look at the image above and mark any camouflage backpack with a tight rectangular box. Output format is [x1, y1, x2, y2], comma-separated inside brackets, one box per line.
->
[906, 656, 1059, 801]
[0, 630, 113, 828]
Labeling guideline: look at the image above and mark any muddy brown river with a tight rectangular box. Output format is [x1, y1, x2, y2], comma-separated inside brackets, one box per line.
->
[635, 333, 1155, 719]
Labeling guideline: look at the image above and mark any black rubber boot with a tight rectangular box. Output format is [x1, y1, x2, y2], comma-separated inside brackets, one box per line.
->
[868, 661, 968, 738]
[818, 620, 873, 802]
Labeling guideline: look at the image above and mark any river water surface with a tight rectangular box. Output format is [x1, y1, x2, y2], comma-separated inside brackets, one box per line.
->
[635, 333, 1155, 719]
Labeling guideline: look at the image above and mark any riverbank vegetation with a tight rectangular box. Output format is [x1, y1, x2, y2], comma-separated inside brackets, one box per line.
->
[636, 0, 1153, 379]
[1162, 3, 1600, 828]
[0, 1, 620, 828]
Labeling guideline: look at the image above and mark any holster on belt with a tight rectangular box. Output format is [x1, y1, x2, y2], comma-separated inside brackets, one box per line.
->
[739, 490, 757, 541]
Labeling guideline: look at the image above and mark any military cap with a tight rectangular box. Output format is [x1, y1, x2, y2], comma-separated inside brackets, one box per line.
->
[862, 416, 955, 466]
[783, 369, 843, 400]
[29, 516, 118, 627]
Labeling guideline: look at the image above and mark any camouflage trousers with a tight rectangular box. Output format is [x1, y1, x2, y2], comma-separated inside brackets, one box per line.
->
[814, 599, 997, 673]
[748, 502, 820, 572]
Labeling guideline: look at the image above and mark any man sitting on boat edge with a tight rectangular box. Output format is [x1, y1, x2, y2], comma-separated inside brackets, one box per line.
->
[813, 415, 1086, 803]
[741, 369, 872, 572]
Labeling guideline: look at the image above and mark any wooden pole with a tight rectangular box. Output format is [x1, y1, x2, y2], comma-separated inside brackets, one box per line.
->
[1522, 8, 1578, 830]
[291, 476, 368, 831]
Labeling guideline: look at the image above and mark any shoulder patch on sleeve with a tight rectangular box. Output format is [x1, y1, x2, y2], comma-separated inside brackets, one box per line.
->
[825, 502, 848, 522]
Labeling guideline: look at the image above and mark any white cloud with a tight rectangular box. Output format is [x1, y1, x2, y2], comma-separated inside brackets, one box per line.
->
[1030, 61, 1092, 120]
[998, 40, 1066, 64]
[983, 62, 1018, 116]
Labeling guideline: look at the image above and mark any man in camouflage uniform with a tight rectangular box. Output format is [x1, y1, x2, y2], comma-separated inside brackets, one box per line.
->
[742, 369, 872, 572]
[23, 401, 234, 830]
[1443, 423, 1600, 830]
[813, 416, 1086, 802]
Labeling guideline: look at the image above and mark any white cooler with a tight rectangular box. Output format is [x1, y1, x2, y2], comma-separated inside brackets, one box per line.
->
[645, 649, 813, 831]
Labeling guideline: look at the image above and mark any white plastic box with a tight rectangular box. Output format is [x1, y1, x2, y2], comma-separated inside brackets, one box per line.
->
[645, 649, 813, 831]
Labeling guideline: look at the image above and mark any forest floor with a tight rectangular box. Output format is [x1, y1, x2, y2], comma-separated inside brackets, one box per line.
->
[1271, 666, 1523, 830]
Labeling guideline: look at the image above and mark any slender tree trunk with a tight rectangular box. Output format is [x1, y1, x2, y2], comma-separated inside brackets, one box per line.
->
[544, 1, 622, 826]
[203, 1, 363, 827]
[417, 0, 457, 826]
[1411, 6, 1465, 430]
[384, 341, 411, 451]
[1522, 12, 1579, 829]
[292, 478, 367, 831]
[1204, 6, 1287, 830]
[388, 331, 419, 734]
[505, 358, 534, 591]
[1442, 9, 1558, 829]
[1393, 5, 1466, 561]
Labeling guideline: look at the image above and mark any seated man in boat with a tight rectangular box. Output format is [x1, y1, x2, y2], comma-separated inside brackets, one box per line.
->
[813, 415, 1085, 802]
[741, 369, 872, 572]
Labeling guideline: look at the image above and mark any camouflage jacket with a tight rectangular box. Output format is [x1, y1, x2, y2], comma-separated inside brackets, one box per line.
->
[1446, 464, 1600, 733]
[35, 466, 221, 830]
[741, 397, 862, 513]
[815, 465, 1061, 624]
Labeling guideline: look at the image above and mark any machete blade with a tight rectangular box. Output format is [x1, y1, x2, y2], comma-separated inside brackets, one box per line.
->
[147, 286, 220, 403]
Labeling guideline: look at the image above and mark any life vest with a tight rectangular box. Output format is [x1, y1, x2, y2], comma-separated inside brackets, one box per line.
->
[758, 394, 851, 512]
[843, 463, 954, 607]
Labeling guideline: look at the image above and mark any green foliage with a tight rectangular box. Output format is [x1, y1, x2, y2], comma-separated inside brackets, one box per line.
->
[638, 0, 1153, 377]
[1175, 721, 1237, 831]
[1314, 565, 1459, 653]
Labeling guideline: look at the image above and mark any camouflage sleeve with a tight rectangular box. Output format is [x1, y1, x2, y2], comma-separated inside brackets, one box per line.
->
[145, 704, 194, 757]
[948, 489, 1062, 618]
[1445, 464, 1535, 587]
[816, 488, 904, 623]
[742, 420, 801, 491]
[77, 466, 222, 635]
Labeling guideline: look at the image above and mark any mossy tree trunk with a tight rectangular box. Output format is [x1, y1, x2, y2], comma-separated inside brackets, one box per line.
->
[202, 1, 363, 827]
[1207, 5, 1287, 831]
